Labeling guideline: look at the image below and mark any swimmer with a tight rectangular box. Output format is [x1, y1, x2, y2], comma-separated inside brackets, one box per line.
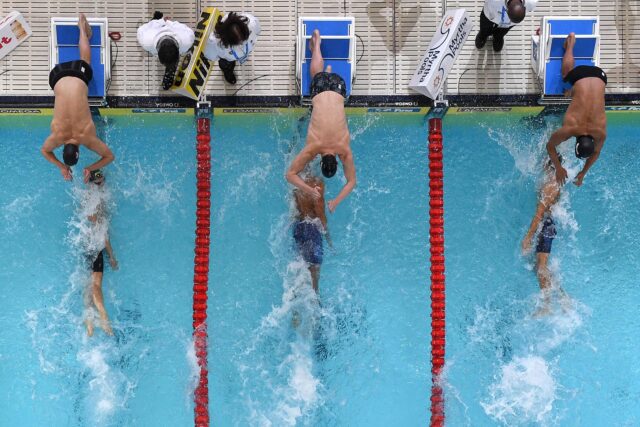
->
[286, 30, 356, 213]
[547, 32, 607, 187]
[521, 157, 569, 316]
[293, 175, 332, 294]
[84, 170, 118, 336]
[41, 13, 114, 183]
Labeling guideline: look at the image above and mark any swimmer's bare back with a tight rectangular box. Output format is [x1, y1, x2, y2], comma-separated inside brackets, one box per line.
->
[307, 91, 350, 155]
[51, 76, 96, 145]
[295, 178, 325, 220]
[564, 77, 607, 142]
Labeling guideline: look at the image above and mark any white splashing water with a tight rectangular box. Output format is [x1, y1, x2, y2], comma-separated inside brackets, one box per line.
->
[481, 356, 557, 424]
[25, 180, 136, 424]
[241, 260, 324, 427]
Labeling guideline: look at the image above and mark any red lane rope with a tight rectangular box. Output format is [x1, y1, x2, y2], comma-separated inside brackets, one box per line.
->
[194, 106, 211, 427]
[429, 117, 445, 427]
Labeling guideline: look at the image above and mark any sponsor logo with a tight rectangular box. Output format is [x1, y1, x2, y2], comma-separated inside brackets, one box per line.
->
[367, 107, 422, 113]
[0, 109, 42, 114]
[132, 108, 187, 113]
[607, 106, 640, 111]
[457, 107, 512, 112]
[172, 8, 217, 100]
[221, 108, 272, 114]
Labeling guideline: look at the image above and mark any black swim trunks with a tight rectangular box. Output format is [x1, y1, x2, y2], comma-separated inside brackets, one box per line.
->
[563, 65, 607, 87]
[88, 250, 104, 273]
[49, 60, 94, 90]
[310, 72, 346, 99]
[535, 217, 557, 254]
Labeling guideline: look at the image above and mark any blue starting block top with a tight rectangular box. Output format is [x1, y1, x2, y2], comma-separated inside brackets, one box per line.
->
[542, 17, 599, 96]
[54, 23, 105, 97]
[299, 18, 355, 98]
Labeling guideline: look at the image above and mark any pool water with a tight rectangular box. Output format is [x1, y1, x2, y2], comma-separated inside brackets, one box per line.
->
[442, 110, 640, 426]
[0, 113, 198, 426]
[1, 107, 638, 426]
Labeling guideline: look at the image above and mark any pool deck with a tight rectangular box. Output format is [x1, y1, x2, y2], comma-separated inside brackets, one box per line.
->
[0, 0, 639, 100]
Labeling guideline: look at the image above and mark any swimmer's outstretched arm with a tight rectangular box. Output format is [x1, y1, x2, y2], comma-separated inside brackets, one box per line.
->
[82, 134, 115, 182]
[546, 127, 573, 185]
[327, 152, 356, 213]
[286, 148, 320, 197]
[575, 137, 605, 186]
[41, 135, 72, 180]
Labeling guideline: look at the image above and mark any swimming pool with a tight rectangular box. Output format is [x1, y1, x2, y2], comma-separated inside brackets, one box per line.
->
[1, 107, 638, 426]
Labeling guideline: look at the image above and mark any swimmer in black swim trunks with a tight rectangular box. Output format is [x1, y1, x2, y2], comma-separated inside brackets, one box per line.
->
[84, 170, 118, 336]
[522, 157, 569, 316]
[41, 13, 114, 183]
[286, 30, 356, 213]
[293, 175, 331, 293]
[546, 32, 607, 188]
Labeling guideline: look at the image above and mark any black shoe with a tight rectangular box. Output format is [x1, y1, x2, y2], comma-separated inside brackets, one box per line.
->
[218, 59, 237, 85]
[475, 32, 487, 49]
[222, 69, 237, 84]
[493, 36, 505, 52]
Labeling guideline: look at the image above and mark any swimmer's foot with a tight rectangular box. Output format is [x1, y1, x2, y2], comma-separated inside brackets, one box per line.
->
[309, 29, 321, 52]
[85, 319, 94, 337]
[564, 32, 575, 51]
[292, 311, 301, 329]
[100, 314, 114, 336]
[533, 305, 551, 318]
[79, 13, 92, 39]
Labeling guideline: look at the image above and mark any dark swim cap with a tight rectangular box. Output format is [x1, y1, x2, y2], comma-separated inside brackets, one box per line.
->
[575, 135, 595, 159]
[63, 144, 79, 166]
[89, 169, 104, 183]
[321, 155, 337, 178]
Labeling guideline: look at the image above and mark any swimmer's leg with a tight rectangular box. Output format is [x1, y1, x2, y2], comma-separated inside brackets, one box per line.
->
[309, 264, 320, 294]
[83, 284, 95, 336]
[78, 13, 92, 64]
[310, 30, 324, 78]
[91, 272, 113, 336]
[561, 32, 576, 79]
[534, 252, 552, 316]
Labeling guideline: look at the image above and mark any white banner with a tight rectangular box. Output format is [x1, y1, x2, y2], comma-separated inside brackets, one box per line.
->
[409, 9, 473, 99]
[0, 11, 32, 61]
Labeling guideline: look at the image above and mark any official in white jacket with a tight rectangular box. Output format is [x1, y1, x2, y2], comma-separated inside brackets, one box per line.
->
[137, 11, 195, 88]
[203, 12, 260, 84]
[475, 0, 538, 52]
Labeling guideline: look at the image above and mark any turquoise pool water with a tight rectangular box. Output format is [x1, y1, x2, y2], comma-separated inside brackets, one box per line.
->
[1, 108, 638, 426]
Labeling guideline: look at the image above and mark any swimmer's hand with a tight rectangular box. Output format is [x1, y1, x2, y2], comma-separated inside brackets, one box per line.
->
[327, 199, 338, 213]
[574, 171, 585, 187]
[521, 238, 533, 255]
[60, 165, 72, 181]
[308, 186, 322, 200]
[555, 166, 568, 186]
[110, 258, 119, 271]
[83, 168, 91, 183]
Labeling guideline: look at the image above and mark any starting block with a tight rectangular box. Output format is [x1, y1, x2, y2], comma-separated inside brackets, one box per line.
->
[409, 9, 473, 100]
[171, 7, 221, 101]
[297, 17, 356, 99]
[50, 17, 110, 99]
[0, 11, 32, 61]
[532, 16, 600, 100]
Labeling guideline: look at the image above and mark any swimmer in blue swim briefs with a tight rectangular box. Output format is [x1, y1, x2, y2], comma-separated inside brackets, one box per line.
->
[522, 156, 568, 315]
[293, 175, 332, 293]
